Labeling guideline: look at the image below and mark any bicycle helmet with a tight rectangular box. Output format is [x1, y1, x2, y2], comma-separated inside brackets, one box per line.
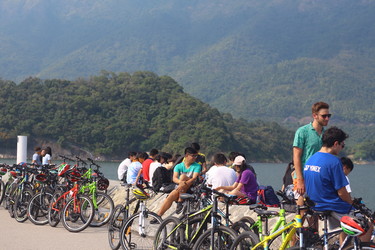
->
[9, 171, 18, 178]
[97, 177, 109, 190]
[0, 167, 7, 175]
[133, 188, 150, 200]
[340, 215, 368, 236]
[57, 163, 70, 176]
[68, 170, 81, 182]
[35, 173, 47, 184]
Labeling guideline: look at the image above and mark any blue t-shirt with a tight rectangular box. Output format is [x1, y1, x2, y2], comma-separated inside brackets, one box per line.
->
[304, 152, 351, 214]
[126, 161, 142, 184]
[174, 162, 201, 178]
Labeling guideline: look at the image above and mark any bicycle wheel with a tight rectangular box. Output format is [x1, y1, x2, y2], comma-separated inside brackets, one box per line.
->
[232, 220, 251, 235]
[154, 216, 183, 250]
[120, 211, 162, 250]
[238, 216, 259, 235]
[48, 191, 64, 227]
[90, 192, 114, 227]
[193, 225, 238, 250]
[28, 192, 54, 225]
[61, 194, 94, 233]
[108, 205, 128, 250]
[0, 180, 5, 205]
[13, 188, 34, 223]
[230, 231, 260, 250]
[343, 241, 375, 250]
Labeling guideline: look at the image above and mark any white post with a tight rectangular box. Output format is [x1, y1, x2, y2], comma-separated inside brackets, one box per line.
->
[17, 135, 28, 164]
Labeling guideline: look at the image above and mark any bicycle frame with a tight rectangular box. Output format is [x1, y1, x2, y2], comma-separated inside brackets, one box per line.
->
[252, 213, 303, 250]
[51, 183, 80, 213]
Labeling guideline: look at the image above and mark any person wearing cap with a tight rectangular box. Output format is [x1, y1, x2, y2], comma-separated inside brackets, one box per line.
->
[215, 155, 258, 204]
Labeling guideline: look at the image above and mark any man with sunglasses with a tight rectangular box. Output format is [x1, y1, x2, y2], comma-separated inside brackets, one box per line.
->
[293, 101, 331, 204]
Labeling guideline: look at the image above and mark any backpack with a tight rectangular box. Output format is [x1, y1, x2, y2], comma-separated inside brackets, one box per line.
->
[152, 167, 173, 192]
[257, 185, 280, 207]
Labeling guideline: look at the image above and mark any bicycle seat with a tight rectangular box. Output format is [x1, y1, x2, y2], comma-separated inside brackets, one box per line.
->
[180, 193, 195, 200]
[313, 210, 332, 219]
[249, 204, 266, 210]
[254, 208, 279, 216]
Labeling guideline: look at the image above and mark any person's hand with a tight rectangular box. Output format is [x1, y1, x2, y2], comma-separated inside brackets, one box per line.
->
[296, 179, 305, 195]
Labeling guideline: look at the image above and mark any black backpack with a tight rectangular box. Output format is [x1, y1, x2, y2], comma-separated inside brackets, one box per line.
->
[257, 185, 280, 207]
[152, 167, 173, 192]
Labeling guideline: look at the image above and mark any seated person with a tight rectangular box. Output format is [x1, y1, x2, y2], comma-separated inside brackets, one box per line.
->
[206, 153, 237, 189]
[341, 157, 354, 194]
[215, 156, 258, 204]
[304, 127, 373, 244]
[126, 153, 143, 185]
[157, 147, 202, 217]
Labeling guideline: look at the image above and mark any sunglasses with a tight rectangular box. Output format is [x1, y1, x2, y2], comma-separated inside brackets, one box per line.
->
[320, 114, 332, 119]
[189, 154, 198, 158]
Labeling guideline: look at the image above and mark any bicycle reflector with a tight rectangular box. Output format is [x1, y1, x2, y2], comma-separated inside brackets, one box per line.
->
[57, 163, 70, 176]
[340, 215, 368, 236]
[0, 167, 7, 175]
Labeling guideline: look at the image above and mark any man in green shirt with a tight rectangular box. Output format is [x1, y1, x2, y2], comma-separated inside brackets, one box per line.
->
[157, 147, 202, 217]
[293, 101, 331, 203]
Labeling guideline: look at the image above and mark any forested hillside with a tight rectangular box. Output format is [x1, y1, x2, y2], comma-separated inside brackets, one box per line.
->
[0, 0, 374, 160]
[0, 72, 293, 161]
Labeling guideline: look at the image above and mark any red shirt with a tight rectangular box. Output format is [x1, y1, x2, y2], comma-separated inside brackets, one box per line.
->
[142, 158, 153, 181]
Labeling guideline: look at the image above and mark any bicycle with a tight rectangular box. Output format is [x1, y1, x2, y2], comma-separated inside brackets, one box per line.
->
[119, 186, 163, 250]
[108, 183, 140, 250]
[232, 190, 298, 249]
[27, 165, 58, 225]
[11, 164, 36, 223]
[153, 186, 239, 250]
[306, 198, 375, 250]
[48, 168, 95, 232]
[230, 197, 315, 250]
[79, 158, 114, 227]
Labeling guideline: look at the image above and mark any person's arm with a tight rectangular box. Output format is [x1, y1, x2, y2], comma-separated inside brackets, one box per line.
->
[134, 167, 143, 185]
[293, 147, 305, 194]
[185, 172, 200, 186]
[172, 171, 180, 184]
[337, 186, 353, 205]
[216, 182, 238, 191]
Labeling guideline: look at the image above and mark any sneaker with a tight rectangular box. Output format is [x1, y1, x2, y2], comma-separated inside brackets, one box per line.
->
[176, 202, 184, 214]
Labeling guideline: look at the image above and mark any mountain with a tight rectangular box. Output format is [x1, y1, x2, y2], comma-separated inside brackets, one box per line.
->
[0, 0, 374, 153]
[0, 72, 293, 162]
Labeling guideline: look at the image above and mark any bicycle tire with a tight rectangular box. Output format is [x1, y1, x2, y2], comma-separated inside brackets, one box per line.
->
[230, 231, 260, 250]
[48, 191, 63, 227]
[154, 216, 183, 250]
[90, 192, 114, 227]
[28, 192, 54, 225]
[232, 220, 251, 235]
[5, 181, 17, 217]
[342, 241, 375, 250]
[13, 187, 34, 223]
[0, 180, 5, 205]
[120, 211, 162, 250]
[108, 205, 127, 250]
[193, 225, 238, 250]
[61, 194, 94, 233]
[238, 216, 259, 235]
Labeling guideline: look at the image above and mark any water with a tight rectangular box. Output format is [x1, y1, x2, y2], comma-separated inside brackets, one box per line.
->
[2, 159, 374, 210]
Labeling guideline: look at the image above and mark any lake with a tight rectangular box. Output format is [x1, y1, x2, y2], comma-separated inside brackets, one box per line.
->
[2, 159, 374, 210]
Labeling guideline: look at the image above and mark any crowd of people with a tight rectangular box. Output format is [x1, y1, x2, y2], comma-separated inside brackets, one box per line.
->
[116, 101, 373, 242]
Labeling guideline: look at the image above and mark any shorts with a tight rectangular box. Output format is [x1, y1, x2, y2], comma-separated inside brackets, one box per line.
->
[328, 211, 352, 230]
